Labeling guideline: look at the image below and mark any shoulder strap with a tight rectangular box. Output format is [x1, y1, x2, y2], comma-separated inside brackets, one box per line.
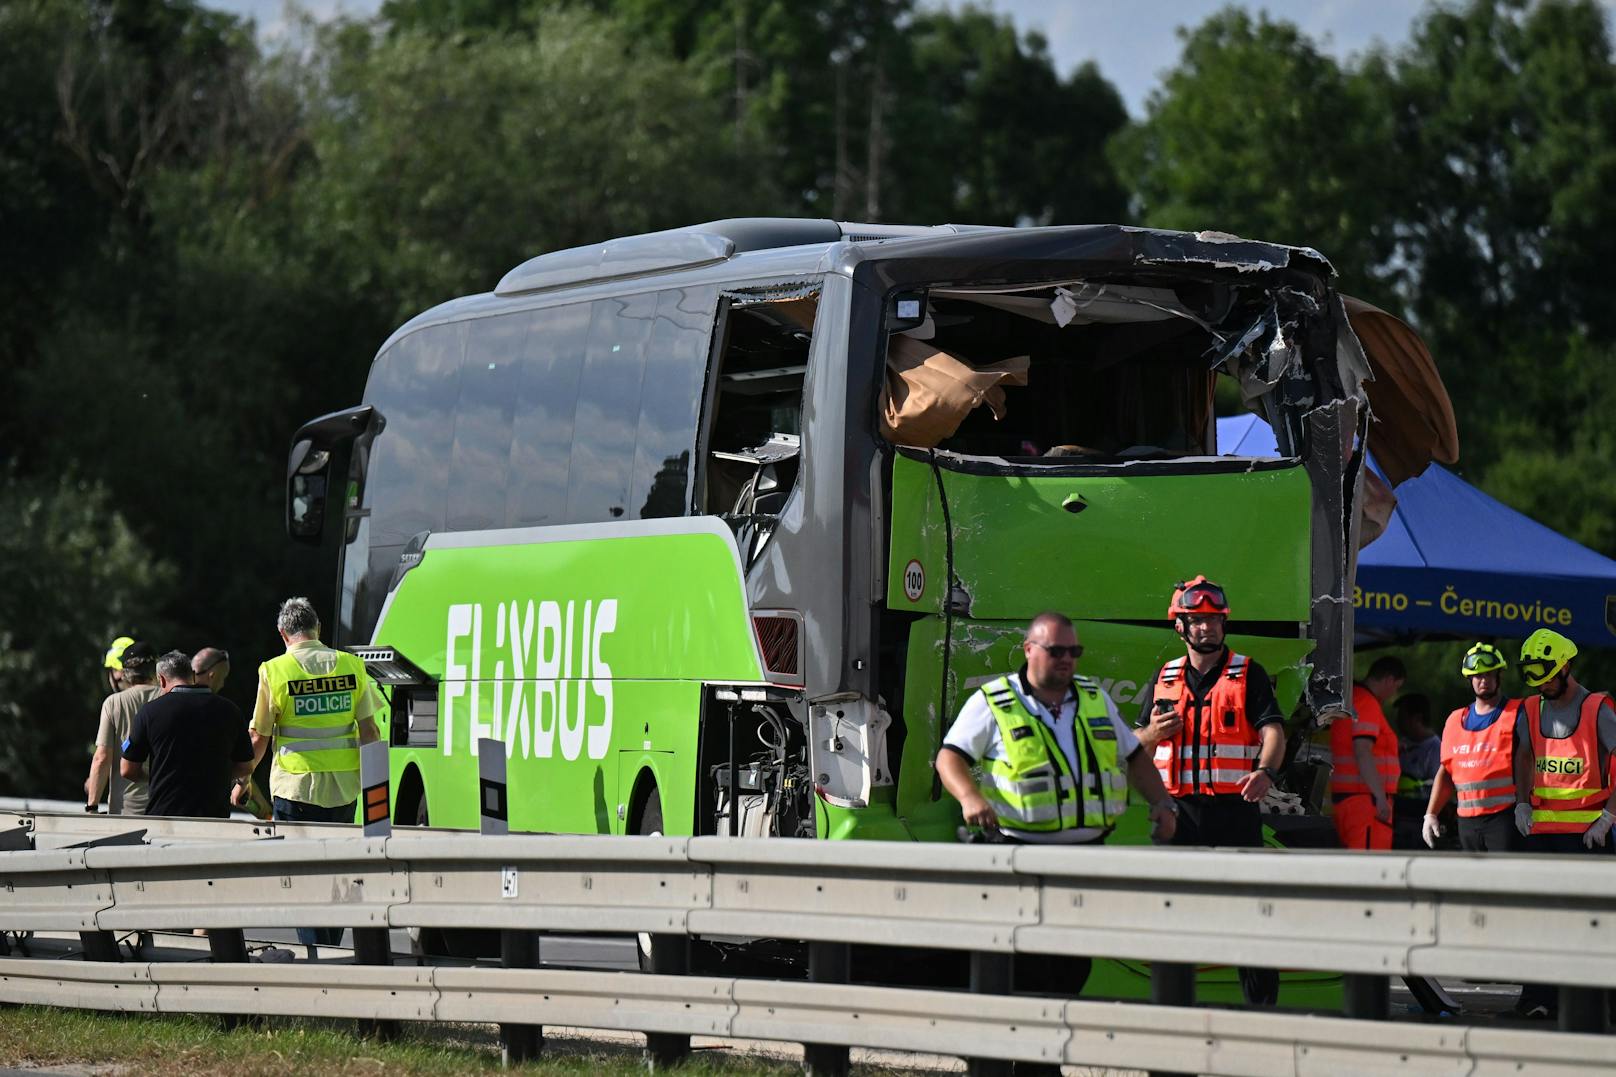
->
[1224, 652, 1249, 682]
[1073, 674, 1101, 700]
[1159, 657, 1186, 685]
[982, 675, 1018, 712]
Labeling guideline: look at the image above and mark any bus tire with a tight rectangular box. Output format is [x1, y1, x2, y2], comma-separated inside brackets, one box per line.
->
[404, 791, 452, 958]
[636, 787, 699, 978]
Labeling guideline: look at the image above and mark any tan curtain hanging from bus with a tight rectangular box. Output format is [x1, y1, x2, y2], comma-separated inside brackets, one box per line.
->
[879, 336, 1030, 449]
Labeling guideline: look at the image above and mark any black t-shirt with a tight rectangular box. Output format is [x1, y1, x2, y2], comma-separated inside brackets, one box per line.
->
[123, 686, 253, 818]
[1134, 649, 1285, 730]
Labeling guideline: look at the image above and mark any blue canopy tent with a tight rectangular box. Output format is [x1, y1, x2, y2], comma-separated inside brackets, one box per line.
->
[1217, 414, 1616, 647]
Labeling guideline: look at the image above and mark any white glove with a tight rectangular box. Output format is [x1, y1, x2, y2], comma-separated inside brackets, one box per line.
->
[1421, 813, 1442, 849]
[1514, 802, 1534, 837]
[1583, 810, 1616, 849]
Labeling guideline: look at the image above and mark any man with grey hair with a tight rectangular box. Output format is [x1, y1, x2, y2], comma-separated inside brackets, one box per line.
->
[120, 651, 254, 818]
[247, 598, 380, 947]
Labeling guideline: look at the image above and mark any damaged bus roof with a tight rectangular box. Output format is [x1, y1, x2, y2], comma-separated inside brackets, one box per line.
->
[381, 220, 1342, 352]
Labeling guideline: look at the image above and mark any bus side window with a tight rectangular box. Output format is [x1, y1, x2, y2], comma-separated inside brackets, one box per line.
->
[364, 323, 465, 549]
[702, 292, 816, 517]
[447, 312, 524, 532]
[565, 293, 657, 524]
[632, 287, 716, 519]
[343, 323, 464, 642]
[508, 302, 590, 528]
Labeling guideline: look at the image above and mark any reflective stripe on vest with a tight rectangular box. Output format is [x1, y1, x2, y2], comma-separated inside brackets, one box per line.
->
[979, 675, 1126, 832]
[261, 648, 367, 776]
[1151, 652, 1260, 797]
[1439, 701, 1518, 818]
[1526, 692, 1611, 834]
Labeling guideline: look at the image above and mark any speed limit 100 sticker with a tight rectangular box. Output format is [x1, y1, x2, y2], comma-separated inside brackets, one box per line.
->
[902, 559, 925, 602]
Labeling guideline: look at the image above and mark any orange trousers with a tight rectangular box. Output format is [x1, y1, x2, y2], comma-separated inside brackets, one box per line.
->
[1333, 793, 1393, 850]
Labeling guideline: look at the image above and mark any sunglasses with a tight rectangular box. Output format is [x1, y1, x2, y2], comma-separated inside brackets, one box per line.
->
[1030, 642, 1084, 659]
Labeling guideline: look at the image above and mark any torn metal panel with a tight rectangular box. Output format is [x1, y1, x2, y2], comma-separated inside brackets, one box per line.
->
[1304, 397, 1365, 721]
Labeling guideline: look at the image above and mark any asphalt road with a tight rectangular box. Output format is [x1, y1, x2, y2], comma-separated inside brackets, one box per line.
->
[241, 927, 639, 969]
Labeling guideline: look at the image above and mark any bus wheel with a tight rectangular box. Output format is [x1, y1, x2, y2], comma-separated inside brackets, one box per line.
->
[407, 794, 449, 957]
[636, 788, 666, 972]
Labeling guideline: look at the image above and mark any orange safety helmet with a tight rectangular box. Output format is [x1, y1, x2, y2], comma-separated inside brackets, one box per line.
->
[1168, 575, 1230, 619]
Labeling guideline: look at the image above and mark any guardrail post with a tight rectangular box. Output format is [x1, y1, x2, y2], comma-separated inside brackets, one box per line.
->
[965, 952, 1012, 1077]
[803, 941, 851, 1077]
[499, 929, 543, 1064]
[643, 932, 691, 1069]
[209, 929, 249, 1031]
[1148, 962, 1195, 1077]
[353, 927, 399, 1041]
[478, 738, 509, 836]
[360, 740, 392, 838]
[1558, 986, 1609, 1034]
[1343, 973, 1389, 1021]
[78, 930, 120, 963]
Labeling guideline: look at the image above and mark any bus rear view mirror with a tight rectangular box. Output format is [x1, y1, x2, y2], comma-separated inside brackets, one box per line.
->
[287, 442, 330, 542]
[285, 405, 380, 544]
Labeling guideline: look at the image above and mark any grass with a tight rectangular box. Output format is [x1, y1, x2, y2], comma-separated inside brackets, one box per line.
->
[0, 1006, 837, 1076]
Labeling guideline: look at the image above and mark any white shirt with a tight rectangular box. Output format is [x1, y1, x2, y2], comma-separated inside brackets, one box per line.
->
[943, 672, 1140, 844]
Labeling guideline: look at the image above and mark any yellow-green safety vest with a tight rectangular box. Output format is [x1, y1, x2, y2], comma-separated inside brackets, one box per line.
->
[261, 649, 367, 775]
[979, 674, 1127, 833]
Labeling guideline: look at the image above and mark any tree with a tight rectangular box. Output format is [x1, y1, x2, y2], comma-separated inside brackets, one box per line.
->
[1111, 7, 1395, 293]
[0, 472, 174, 796]
[888, 8, 1128, 224]
[292, 8, 760, 324]
[1366, 0, 1616, 469]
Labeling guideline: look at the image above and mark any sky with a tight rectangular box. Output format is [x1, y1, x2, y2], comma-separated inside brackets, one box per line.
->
[211, 1, 1433, 116]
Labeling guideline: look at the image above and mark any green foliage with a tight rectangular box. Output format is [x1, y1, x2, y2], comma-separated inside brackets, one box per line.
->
[0, 473, 175, 792]
[292, 9, 760, 324]
[1112, 7, 1395, 291]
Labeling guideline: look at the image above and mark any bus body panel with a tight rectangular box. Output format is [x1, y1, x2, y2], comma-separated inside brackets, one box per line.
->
[373, 519, 762, 834]
[885, 452, 1312, 623]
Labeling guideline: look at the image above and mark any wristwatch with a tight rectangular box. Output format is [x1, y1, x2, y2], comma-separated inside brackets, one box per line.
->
[1259, 765, 1279, 782]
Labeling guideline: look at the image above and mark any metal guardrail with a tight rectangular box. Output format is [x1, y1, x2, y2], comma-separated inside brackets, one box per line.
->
[1, 812, 1613, 1074]
[0, 955, 1609, 1074]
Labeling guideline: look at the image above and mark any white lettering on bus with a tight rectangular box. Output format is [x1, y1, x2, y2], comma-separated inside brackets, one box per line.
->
[442, 598, 617, 762]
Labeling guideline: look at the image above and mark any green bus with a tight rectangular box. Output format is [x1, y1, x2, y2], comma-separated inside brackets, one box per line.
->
[287, 219, 1381, 848]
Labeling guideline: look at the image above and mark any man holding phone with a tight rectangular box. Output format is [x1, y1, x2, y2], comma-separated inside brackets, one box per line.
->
[1135, 576, 1287, 1005]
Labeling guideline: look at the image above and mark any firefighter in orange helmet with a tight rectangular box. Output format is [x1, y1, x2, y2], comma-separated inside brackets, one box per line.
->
[1135, 575, 1286, 1005]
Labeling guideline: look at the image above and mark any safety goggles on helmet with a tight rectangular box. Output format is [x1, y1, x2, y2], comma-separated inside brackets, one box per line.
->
[1519, 658, 1560, 686]
[1520, 628, 1576, 687]
[1169, 575, 1230, 619]
[1459, 643, 1507, 677]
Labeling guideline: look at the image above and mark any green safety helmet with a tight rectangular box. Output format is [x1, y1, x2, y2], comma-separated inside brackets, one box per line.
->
[1459, 643, 1507, 677]
[103, 636, 154, 671]
[1520, 629, 1577, 688]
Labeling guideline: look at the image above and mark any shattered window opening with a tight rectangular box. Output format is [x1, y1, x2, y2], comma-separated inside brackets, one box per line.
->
[702, 287, 820, 560]
[881, 278, 1313, 464]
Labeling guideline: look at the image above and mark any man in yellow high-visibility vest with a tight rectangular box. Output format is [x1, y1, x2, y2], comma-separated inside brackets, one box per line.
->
[246, 596, 381, 947]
